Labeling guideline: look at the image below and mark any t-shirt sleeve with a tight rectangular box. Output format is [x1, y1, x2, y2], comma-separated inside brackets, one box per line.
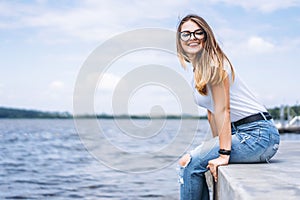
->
[223, 60, 233, 80]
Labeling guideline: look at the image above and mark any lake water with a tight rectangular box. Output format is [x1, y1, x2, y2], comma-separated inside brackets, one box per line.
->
[1, 119, 299, 200]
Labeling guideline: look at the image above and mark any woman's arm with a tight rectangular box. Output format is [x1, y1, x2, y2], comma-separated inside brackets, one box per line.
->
[207, 110, 218, 138]
[206, 75, 232, 182]
[211, 75, 231, 151]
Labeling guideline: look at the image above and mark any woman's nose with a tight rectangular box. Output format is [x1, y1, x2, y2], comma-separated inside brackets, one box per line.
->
[190, 33, 197, 40]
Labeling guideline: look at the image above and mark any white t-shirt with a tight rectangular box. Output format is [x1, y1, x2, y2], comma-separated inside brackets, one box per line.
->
[184, 61, 267, 122]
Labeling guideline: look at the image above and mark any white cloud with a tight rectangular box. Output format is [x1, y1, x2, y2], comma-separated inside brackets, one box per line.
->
[43, 81, 73, 108]
[49, 80, 65, 90]
[127, 85, 182, 115]
[210, 0, 300, 13]
[0, 0, 185, 43]
[97, 73, 121, 91]
[247, 36, 275, 53]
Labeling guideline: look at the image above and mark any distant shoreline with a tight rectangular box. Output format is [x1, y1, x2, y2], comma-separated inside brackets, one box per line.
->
[1, 105, 299, 120]
[0, 107, 206, 119]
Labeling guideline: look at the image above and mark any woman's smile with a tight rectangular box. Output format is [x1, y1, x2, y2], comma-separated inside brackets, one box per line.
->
[187, 41, 200, 47]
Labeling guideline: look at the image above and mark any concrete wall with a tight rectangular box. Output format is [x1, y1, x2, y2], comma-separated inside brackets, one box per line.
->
[206, 141, 300, 200]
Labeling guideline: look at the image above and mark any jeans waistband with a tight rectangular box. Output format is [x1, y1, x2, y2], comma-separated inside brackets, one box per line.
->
[232, 112, 272, 128]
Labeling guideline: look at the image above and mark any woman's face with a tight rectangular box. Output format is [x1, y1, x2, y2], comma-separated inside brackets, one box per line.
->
[179, 20, 205, 58]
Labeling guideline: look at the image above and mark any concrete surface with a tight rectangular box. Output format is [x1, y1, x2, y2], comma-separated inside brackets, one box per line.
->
[207, 141, 300, 200]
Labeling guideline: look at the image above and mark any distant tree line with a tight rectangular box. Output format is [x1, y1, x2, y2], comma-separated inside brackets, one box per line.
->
[0, 107, 71, 118]
[1, 105, 299, 120]
[267, 105, 300, 120]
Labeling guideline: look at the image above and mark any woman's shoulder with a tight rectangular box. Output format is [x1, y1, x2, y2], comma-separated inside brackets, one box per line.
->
[223, 59, 233, 73]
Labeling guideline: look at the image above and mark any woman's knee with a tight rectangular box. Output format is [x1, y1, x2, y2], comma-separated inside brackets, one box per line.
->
[179, 154, 191, 167]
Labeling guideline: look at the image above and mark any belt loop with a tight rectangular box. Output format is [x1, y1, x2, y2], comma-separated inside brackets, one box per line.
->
[231, 122, 236, 130]
[259, 112, 267, 121]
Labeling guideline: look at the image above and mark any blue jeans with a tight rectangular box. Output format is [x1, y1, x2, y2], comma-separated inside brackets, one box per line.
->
[179, 119, 280, 200]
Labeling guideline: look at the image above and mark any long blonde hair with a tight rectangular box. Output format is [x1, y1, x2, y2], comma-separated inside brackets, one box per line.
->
[176, 14, 234, 95]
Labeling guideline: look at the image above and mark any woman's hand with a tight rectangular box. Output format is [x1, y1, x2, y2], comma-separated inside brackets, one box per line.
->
[207, 155, 230, 182]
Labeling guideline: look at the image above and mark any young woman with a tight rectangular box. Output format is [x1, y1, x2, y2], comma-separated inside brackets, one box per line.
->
[176, 14, 280, 200]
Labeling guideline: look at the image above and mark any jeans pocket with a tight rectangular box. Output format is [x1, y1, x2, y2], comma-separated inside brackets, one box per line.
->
[235, 128, 262, 149]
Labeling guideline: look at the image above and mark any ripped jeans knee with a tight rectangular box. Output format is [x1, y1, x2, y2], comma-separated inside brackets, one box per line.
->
[179, 153, 191, 167]
[178, 152, 211, 200]
[178, 138, 219, 188]
[178, 153, 191, 185]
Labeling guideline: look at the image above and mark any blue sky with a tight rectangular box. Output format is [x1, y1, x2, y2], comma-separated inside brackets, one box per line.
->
[1, 0, 300, 115]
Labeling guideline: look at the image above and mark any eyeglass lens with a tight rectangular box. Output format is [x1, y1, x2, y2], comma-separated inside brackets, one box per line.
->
[180, 29, 204, 41]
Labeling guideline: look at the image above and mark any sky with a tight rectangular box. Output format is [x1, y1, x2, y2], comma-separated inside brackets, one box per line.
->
[1, 0, 300, 116]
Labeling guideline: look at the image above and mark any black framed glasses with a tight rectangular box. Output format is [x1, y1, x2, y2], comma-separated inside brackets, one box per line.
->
[179, 29, 205, 42]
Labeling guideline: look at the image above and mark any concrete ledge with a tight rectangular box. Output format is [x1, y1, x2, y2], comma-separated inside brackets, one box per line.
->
[206, 141, 300, 200]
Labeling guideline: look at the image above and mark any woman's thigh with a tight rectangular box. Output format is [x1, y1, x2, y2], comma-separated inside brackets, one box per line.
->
[186, 120, 279, 165]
